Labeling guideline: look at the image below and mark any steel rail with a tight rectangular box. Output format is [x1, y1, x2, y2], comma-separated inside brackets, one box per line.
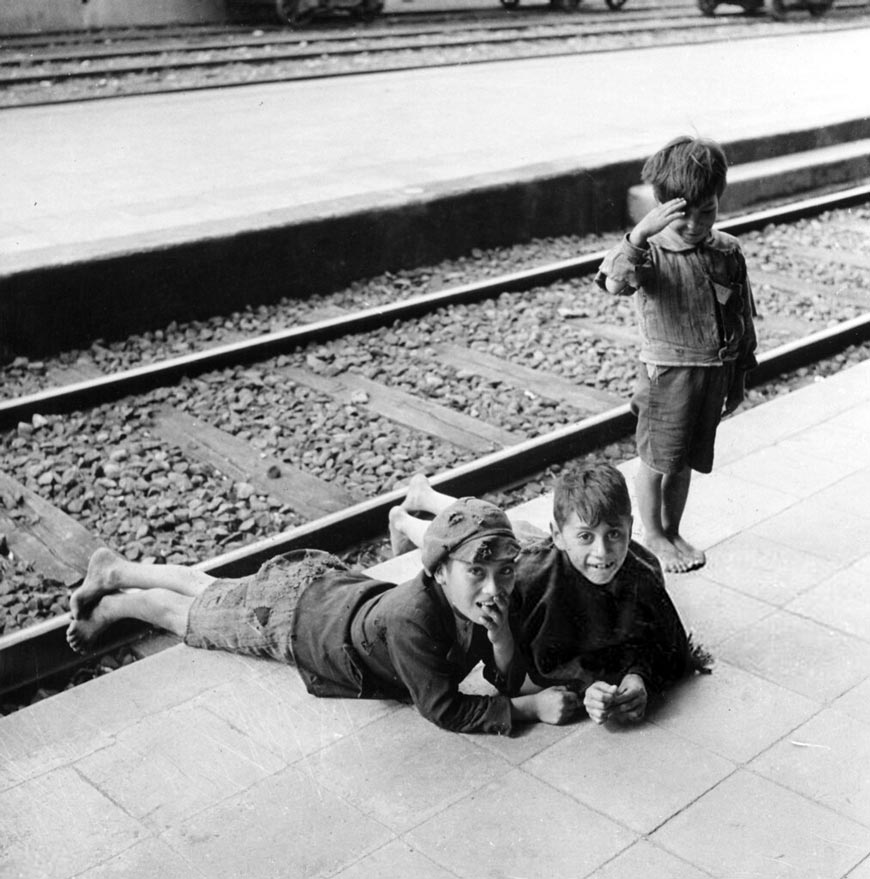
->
[0, 16, 754, 86]
[2, 184, 870, 699]
[6, 13, 865, 108]
[3, 183, 870, 432]
[3, 311, 870, 699]
[0, 1, 748, 53]
[0, 7, 719, 65]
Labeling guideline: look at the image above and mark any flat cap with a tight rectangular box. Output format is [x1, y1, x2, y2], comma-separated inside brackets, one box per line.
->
[421, 497, 519, 575]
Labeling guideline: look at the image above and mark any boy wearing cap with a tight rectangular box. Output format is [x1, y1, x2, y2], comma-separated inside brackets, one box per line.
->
[390, 465, 708, 726]
[68, 499, 579, 734]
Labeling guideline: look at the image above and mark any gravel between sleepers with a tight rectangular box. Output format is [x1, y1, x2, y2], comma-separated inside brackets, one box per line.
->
[1, 206, 869, 641]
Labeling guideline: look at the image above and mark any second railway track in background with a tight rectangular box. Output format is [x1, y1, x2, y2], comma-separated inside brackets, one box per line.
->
[1, 0, 868, 106]
[2, 185, 870, 705]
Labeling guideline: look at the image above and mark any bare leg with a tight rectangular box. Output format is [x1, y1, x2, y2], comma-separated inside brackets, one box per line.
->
[661, 467, 705, 570]
[389, 474, 457, 556]
[70, 547, 216, 619]
[401, 473, 455, 516]
[635, 462, 690, 574]
[388, 505, 432, 556]
[67, 588, 194, 654]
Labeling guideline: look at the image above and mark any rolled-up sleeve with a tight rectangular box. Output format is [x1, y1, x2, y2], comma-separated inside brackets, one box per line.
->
[595, 235, 652, 294]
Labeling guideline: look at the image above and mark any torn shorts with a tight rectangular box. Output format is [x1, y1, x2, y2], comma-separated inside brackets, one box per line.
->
[631, 361, 734, 475]
[184, 549, 348, 663]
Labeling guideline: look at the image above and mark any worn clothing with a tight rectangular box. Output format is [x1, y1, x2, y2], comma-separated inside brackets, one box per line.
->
[595, 227, 757, 370]
[185, 549, 346, 659]
[185, 549, 523, 735]
[596, 226, 757, 474]
[513, 533, 691, 695]
[632, 361, 735, 474]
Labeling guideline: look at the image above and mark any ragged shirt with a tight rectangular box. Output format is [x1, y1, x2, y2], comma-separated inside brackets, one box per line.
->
[513, 536, 691, 695]
[595, 226, 757, 370]
[291, 567, 525, 735]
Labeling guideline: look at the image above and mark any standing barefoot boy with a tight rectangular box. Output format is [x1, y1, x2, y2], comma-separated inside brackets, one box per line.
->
[596, 135, 757, 573]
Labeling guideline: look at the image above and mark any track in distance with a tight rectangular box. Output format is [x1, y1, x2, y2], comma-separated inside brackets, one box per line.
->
[1, 0, 867, 106]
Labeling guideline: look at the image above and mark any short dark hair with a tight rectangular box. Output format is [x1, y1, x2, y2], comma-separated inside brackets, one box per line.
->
[553, 461, 632, 530]
[641, 136, 728, 204]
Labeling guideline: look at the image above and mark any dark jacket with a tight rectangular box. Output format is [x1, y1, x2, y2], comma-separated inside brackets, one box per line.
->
[290, 568, 524, 735]
[513, 537, 692, 695]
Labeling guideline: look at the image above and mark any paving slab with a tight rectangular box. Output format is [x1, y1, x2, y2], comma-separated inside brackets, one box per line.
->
[650, 661, 818, 764]
[786, 555, 870, 640]
[2, 361, 870, 879]
[75, 701, 288, 831]
[716, 608, 870, 703]
[652, 769, 870, 879]
[403, 768, 635, 879]
[698, 529, 846, 607]
[524, 719, 736, 834]
[749, 707, 870, 828]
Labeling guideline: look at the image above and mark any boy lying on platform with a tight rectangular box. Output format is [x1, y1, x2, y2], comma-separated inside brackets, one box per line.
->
[67, 498, 578, 735]
[390, 464, 710, 725]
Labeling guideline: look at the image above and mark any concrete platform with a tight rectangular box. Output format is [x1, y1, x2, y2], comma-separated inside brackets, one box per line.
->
[3, 358, 870, 879]
[2, 27, 870, 355]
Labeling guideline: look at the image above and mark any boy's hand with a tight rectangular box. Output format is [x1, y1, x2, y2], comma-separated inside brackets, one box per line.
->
[533, 687, 580, 725]
[724, 369, 746, 416]
[610, 674, 647, 724]
[478, 593, 511, 647]
[629, 198, 686, 248]
[584, 681, 619, 724]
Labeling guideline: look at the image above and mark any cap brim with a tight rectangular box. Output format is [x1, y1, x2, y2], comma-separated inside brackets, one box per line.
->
[449, 534, 520, 565]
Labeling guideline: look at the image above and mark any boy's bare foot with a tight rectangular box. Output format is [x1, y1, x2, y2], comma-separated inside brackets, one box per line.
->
[66, 599, 114, 654]
[401, 473, 435, 513]
[644, 534, 693, 574]
[388, 506, 417, 557]
[671, 534, 706, 570]
[70, 547, 121, 620]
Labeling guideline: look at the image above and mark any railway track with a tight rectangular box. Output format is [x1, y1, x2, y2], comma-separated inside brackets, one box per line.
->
[1, 0, 867, 106]
[2, 185, 870, 706]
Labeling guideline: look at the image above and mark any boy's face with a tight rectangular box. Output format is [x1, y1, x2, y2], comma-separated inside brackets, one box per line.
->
[670, 194, 718, 245]
[436, 557, 516, 624]
[551, 511, 632, 586]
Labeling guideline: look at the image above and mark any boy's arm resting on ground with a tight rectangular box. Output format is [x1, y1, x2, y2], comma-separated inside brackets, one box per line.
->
[594, 235, 654, 295]
[510, 687, 580, 725]
[387, 618, 518, 735]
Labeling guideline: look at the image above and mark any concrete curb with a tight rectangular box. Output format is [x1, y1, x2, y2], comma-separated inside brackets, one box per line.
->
[3, 117, 870, 357]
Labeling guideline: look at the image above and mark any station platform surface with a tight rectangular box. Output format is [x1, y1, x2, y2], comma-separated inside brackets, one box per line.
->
[2, 26, 870, 272]
[3, 358, 870, 878]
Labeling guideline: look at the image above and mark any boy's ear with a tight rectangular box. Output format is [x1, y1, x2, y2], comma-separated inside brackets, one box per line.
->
[549, 520, 564, 550]
[433, 562, 447, 587]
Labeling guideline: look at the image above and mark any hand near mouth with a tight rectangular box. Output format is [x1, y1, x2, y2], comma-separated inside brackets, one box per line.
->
[477, 594, 510, 645]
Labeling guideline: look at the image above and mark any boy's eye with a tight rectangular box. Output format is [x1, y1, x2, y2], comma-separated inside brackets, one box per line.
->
[577, 532, 594, 543]
[500, 565, 516, 578]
